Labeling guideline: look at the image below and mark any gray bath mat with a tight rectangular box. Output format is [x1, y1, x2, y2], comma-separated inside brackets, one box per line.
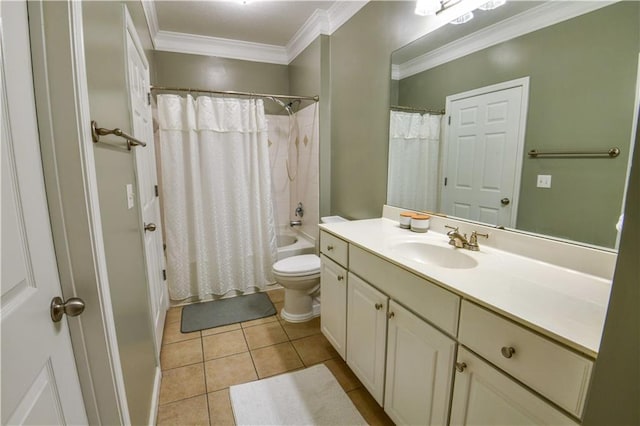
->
[181, 293, 276, 333]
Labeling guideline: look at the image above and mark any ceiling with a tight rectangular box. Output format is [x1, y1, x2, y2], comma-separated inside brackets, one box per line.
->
[144, 0, 367, 64]
[154, 1, 337, 46]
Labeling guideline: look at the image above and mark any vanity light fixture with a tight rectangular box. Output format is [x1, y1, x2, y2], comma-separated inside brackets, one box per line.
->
[478, 0, 507, 11]
[415, 0, 441, 16]
[450, 11, 474, 24]
[415, 0, 462, 16]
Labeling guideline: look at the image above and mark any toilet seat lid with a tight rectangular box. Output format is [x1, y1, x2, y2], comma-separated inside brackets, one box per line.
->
[273, 254, 321, 276]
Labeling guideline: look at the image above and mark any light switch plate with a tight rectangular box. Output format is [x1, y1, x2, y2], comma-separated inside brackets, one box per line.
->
[126, 184, 135, 209]
[537, 175, 552, 188]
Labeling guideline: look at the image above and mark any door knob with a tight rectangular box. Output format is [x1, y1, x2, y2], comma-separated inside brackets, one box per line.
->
[500, 198, 510, 206]
[144, 222, 157, 232]
[51, 297, 85, 322]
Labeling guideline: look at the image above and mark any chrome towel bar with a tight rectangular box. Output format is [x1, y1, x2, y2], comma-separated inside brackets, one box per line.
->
[91, 120, 147, 150]
[528, 147, 620, 158]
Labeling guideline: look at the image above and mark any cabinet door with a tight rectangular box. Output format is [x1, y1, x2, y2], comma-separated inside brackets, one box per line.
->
[320, 255, 348, 359]
[347, 273, 388, 405]
[450, 347, 578, 426]
[384, 301, 456, 426]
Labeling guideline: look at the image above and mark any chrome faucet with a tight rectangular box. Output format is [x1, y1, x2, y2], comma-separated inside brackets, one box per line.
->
[290, 220, 302, 227]
[445, 225, 489, 251]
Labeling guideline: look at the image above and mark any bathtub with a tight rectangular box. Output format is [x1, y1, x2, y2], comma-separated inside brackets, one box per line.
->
[276, 230, 315, 260]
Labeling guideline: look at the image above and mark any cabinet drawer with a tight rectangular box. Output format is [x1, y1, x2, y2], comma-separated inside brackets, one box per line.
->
[320, 231, 348, 267]
[349, 245, 459, 337]
[459, 301, 593, 418]
[451, 347, 579, 425]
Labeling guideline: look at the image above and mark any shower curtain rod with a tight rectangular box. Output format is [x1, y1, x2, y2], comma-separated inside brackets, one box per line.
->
[150, 85, 319, 102]
[391, 105, 445, 115]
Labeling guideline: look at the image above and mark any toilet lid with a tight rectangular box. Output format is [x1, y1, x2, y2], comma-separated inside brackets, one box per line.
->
[273, 254, 321, 276]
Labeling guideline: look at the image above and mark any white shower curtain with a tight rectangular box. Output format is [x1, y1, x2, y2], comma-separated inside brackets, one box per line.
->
[387, 111, 442, 212]
[157, 95, 277, 300]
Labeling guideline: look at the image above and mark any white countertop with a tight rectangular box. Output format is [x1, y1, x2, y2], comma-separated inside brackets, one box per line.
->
[320, 218, 612, 358]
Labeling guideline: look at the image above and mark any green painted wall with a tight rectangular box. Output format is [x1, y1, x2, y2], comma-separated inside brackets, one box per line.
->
[82, 3, 157, 424]
[329, 1, 429, 219]
[397, 3, 639, 247]
[153, 51, 290, 114]
[289, 35, 332, 218]
[583, 116, 639, 426]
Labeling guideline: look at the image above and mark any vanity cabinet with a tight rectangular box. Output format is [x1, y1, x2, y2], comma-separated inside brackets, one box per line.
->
[346, 273, 388, 404]
[458, 301, 593, 418]
[319, 230, 350, 360]
[319, 225, 592, 426]
[346, 271, 457, 422]
[450, 347, 578, 425]
[320, 255, 347, 359]
[385, 300, 456, 426]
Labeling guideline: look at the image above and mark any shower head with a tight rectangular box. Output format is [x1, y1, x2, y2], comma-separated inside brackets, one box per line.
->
[269, 97, 294, 115]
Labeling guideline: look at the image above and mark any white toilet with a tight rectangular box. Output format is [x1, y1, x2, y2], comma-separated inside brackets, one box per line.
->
[272, 254, 321, 323]
[273, 216, 348, 323]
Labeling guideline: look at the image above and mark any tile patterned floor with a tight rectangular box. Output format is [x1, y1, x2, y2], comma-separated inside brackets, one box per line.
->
[156, 289, 395, 425]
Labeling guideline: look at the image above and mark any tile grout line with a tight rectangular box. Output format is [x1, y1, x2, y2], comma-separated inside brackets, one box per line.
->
[241, 324, 261, 380]
[199, 332, 212, 425]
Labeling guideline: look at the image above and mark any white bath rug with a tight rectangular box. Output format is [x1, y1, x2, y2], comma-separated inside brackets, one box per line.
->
[229, 364, 367, 426]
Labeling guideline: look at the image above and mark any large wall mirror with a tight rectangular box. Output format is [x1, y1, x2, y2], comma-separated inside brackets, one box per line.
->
[388, 1, 639, 249]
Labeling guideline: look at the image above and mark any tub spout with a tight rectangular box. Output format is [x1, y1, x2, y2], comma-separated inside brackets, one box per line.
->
[290, 220, 302, 227]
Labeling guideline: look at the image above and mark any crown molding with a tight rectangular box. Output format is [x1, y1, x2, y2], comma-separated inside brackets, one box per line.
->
[286, 1, 368, 62]
[286, 9, 331, 63]
[328, 1, 369, 33]
[148, 0, 369, 65]
[154, 31, 289, 65]
[397, 1, 616, 80]
[141, 1, 159, 48]
[391, 64, 400, 81]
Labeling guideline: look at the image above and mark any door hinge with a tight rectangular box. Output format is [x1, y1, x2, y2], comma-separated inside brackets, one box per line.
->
[147, 92, 151, 105]
[444, 177, 448, 186]
[154, 184, 159, 197]
[448, 115, 451, 125]
[162, 269, 167, 281]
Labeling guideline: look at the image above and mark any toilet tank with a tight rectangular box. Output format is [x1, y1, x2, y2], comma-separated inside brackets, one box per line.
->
[320, 216, 349, 224]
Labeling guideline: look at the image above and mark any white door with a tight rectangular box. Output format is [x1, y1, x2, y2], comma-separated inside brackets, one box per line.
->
[125, 12, 168, 354]
[346, 273, 388, 405]
[450, 347, 578, 425]
[1, 2, 88, 424]
[320, 255, 348, 359]
[384, 301, 456, 426]
[442, 78, 528, 227]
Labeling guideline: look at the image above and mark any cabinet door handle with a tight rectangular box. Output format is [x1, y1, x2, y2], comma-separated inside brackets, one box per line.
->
[501, 346, 516, 359]
[327, 245, 334, 251]
[387, 311, 395, 319]
[455, 362, 467, 373]
[375, 303, 383, 310]
[337, 275, 344, 281]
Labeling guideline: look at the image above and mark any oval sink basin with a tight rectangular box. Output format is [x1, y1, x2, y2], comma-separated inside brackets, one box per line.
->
[391, 241, 478, 269]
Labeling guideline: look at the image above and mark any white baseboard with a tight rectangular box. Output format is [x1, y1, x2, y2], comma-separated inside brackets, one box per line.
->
[148, 367, 162, 426]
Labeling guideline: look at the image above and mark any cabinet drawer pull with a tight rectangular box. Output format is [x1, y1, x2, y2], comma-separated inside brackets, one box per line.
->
[337, 275, 344, 281]
[375, 303, 383, 310]
[327, 245, 334, 251]
[455, 362, 467, 373]
[387, 311, 395, 319]
[501, 346, 516, 359]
